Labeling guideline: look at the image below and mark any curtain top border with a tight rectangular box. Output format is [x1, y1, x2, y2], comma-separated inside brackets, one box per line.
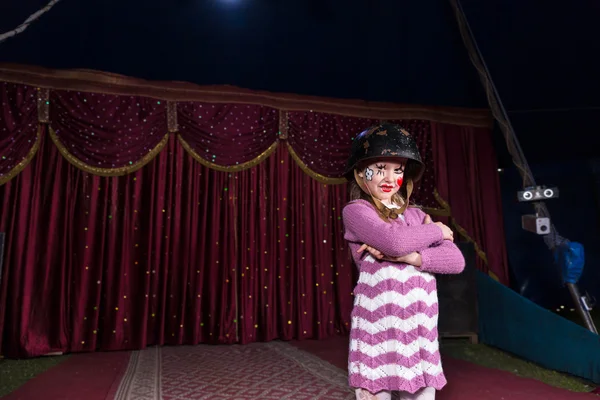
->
[0, 63, 492, 128]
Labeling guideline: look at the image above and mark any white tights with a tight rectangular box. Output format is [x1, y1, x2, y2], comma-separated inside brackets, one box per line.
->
[355, 387, 435, 400]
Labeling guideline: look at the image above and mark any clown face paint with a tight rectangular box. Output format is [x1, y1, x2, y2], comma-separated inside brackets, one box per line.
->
[359, 160, 406, 204]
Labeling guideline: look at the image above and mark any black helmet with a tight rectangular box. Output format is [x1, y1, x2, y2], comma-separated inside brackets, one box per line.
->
[343, 123, 425, 182]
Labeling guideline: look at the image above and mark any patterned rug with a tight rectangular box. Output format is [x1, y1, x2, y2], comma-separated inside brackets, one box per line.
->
[114, 341, 354, 400]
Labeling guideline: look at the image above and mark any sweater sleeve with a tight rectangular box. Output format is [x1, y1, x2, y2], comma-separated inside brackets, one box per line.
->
[343, 201, 444, 257]
[409, 206, 444, 247]
[419, 240, 466, 274]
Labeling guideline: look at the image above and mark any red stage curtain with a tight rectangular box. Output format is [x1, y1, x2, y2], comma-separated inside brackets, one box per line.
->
[0, 82, 508, 357]
[0, 83, 38, 184]
[431, 122, 509, 283]
[0, 129, 357, 357]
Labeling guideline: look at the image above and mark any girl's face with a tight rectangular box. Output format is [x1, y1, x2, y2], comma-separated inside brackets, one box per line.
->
[357, 159, 407, 203]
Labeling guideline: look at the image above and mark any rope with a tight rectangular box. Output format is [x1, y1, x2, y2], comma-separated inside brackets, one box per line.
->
[450, 0, 565, 250]
[0, 0, 62, 44]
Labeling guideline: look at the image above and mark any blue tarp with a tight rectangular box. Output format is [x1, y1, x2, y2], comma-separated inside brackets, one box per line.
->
[555, 241, 585, 284]
[477, 271, 600, 384]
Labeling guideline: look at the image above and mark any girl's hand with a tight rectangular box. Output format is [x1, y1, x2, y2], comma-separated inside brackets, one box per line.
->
[357, 244, 422, 267]
[425, 213, 454, 242]
[394, 252, 422, 267]
[357, 243, 385, 260]
[434, 221, 454, 242]
[424, 214, 432, 224]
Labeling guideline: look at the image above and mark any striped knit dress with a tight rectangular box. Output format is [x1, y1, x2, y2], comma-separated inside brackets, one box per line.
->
[342, 200, 465, 394]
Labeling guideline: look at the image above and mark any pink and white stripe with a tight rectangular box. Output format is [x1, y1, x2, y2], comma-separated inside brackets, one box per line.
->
[348, 260, 446, 394]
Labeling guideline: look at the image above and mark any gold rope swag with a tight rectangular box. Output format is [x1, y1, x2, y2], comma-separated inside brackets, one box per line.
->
[0, 125, 42, 186]
[48, 127, 169, 177]
[177, 135, 279, 173]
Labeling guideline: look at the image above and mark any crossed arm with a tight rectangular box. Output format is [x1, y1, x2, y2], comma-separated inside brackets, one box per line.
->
[357, 214, 450, 266]
[343, 204, 465, 274]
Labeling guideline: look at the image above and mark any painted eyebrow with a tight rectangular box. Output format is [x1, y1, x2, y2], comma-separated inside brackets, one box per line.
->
[376, 164, 404, 170]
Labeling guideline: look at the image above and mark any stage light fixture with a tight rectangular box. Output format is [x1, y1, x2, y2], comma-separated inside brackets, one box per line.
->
[521, 214, 551, 235]
[517, 185, 559, 202]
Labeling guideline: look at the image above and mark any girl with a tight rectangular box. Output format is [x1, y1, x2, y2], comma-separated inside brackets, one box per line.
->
[342, 124, 465, 400]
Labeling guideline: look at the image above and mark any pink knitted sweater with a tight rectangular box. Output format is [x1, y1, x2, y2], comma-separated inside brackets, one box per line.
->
[343, 199, 465, 394]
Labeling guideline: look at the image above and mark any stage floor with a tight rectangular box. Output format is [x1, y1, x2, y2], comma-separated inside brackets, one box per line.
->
[1, 336, 597, 399]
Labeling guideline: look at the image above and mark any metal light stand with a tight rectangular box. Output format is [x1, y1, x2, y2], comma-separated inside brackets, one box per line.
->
[566, 283, 598, 334]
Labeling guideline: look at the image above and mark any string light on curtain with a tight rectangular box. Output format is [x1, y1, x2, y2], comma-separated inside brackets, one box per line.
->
[0, 0, 62, 45]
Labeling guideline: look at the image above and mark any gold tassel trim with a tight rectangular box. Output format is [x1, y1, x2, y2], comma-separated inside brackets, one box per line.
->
[48, 126, 169, 176]
[37, 88, 50, 123]
[178, 135, 278, 172]
[167, 101, 178, 133]
[0, 125, 41, 186]
[433, 188, 488, 265]
[279, 110, 289, 139]
[286, 142, 348, 184]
